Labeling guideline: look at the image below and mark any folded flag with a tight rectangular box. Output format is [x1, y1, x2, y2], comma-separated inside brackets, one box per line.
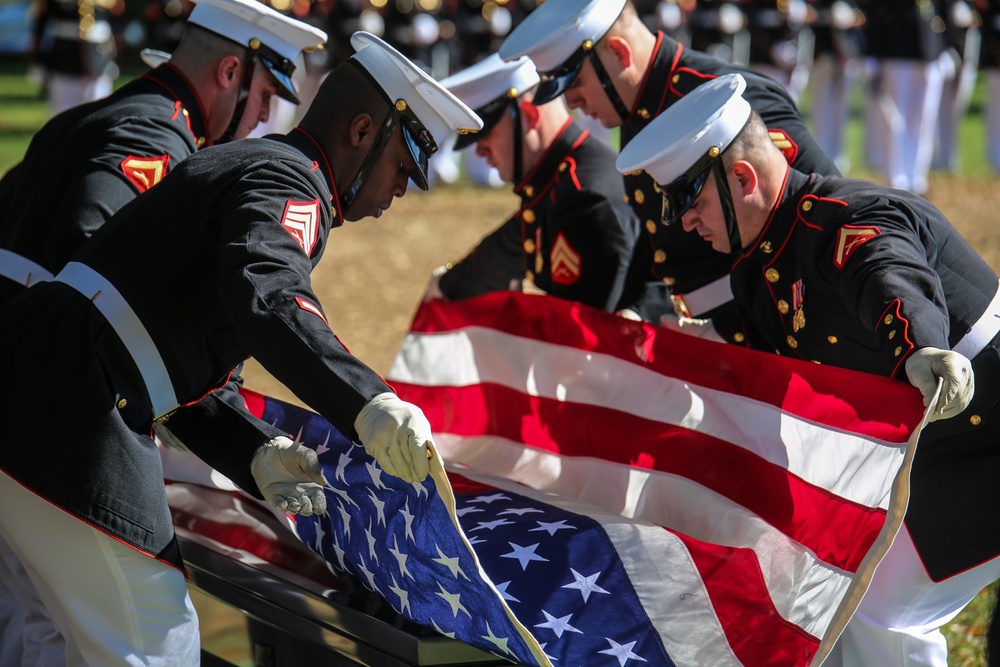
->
[244, 291, 928, 667]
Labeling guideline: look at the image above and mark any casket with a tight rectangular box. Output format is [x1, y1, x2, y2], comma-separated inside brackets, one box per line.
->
[167, 481, 516, 666]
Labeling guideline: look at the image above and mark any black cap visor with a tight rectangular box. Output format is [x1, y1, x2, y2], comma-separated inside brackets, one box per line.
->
[400, 105, 438, 190]
[660, 158, 714, 225]
[263, 60, 299, 103]
[453, 97, 509, 150]
[253, 40, 300, 103]
[533, 45, 589, 105]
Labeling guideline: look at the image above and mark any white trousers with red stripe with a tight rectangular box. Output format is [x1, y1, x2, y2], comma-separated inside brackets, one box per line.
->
[0, 470, 200, 667]
[824, 525, 1000, 666]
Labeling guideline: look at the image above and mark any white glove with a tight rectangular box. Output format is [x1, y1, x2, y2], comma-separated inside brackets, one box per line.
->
[616, 308, 642, 322]
[905, 347, 975, 421]
[354, 393, 433, 483]
[659, 313, 725, 343]
[250, 436, 328, 515]
[422, 266, 448, 302]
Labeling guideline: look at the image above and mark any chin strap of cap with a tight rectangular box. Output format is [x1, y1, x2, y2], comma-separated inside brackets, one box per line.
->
[710, 157, 741, 254]
[217, 48, 258, 144]
[585, 40, 630, 123]
[511, 99, 524, 186]
[340, 60, 405, 209]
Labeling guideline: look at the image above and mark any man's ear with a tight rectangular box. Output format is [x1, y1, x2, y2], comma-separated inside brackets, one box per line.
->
[217, 55, 242, 90]
[604, 36, 632, 69]
[350, 113, 375, 148]
[520, 99, 541, 131]
[731, 160, 759, 197]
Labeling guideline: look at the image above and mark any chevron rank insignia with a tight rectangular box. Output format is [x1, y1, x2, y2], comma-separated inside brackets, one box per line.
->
[120, 155, 170, 193]
[833, 225, 880, 269]
[550, 233, 582, 285]
[281, 199, 321, 256]
[767, 129, 799, 164]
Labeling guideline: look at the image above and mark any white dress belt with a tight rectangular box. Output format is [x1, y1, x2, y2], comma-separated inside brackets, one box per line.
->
[0, 249, 54, 288]
[953, 279, 1000, 360]
[670, 275, 734, 318]
[54, 262, 179, 420]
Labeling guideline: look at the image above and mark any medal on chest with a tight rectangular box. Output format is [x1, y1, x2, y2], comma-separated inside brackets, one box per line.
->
[791, 279, 805, 332]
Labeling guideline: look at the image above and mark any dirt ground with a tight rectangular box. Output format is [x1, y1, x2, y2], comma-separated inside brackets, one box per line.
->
[241, 172, 1000, 401]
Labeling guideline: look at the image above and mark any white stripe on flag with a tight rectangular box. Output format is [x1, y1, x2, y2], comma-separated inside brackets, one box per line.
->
[390, 328, 905, 509]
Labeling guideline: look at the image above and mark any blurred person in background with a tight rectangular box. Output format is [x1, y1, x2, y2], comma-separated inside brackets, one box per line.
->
[803, 0, 864, 174]
[978, 0, 1000, 172]
[686, 0, 750, 63]
[30, 0, 124, 115]
[933, 0, 981, 172]
[858, 0, 948, 194]
[745, 0, 812, 103]
[144, 0, 195, 53]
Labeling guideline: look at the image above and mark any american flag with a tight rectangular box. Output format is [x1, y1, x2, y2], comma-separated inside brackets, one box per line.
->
[243, 291, 929, 667]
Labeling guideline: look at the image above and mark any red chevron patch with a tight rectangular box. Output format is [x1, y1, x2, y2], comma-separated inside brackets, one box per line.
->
[833, 226, 880, 269]
[281, 199, 320, 256]
[767, 128, 799, 165]
[120, 155, 169, 193]
[550, 233, 582, 285]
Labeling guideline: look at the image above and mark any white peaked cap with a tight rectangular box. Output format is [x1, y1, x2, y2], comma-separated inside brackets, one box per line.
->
[440, 54, 540, 111]
[616, 73, 751, 184]
[350, 31, 483, 149]
[188, 0, 327, 57]
[188, 0, 327, 101]
[498, 0, 626, 71]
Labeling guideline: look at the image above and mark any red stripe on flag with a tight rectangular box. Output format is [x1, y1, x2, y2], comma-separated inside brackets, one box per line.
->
[676, 531, 821, 666]
[398, 381, 884, 573]
[242, 388, 267, 419]
[409, 294, 922, 441]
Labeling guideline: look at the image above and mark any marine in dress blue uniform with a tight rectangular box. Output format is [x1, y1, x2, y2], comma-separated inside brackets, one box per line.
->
[0, 5, 326, 663]
[619, 72, 998, 667]
[499, 0, 837, 338]
[0, 0, 328, 304]
[0, 32, 481, 666]
[431, 55, 638, 312]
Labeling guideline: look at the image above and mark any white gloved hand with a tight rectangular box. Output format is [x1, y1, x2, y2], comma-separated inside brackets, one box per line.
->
[905, 347, 975, 421]
[354, 393, 433, 483]
[422, 266, 448, 302]
[250, 437, 328, 515]
[659, 313, 725, 343]
[616, 308, 642, 322]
